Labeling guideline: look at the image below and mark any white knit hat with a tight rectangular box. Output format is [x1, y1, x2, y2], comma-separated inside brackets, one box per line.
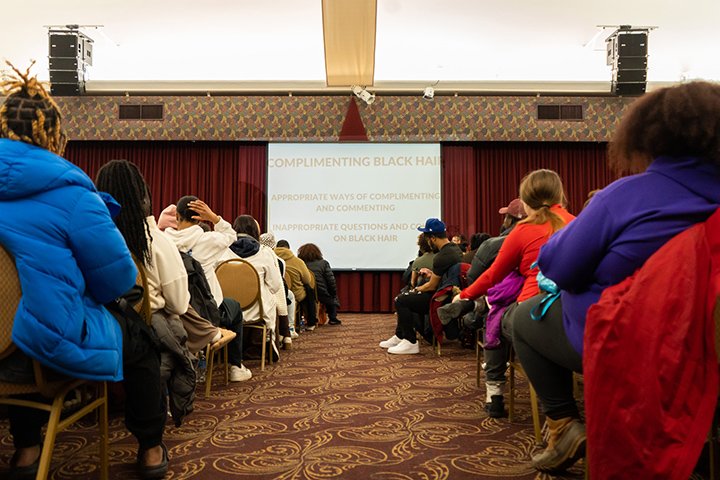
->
[259, 232, 276, 249]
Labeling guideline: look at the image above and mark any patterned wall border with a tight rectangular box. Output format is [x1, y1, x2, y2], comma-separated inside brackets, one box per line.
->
[3, 95, 635, 142]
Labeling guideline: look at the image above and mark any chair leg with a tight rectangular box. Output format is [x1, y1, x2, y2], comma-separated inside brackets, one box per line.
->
[260, 327, 267, 371]
[476, 332, 481, 388]
[99, 382, 109, 480]
[529, 382, 543, 444]
[223, 345, 229, 386]
[36, 394, 64, 480]
[205, 346, 214, 397]
[508, 364, 516, 422]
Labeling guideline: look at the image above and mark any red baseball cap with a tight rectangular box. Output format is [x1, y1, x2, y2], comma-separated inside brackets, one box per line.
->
[498, 199, 527, 219]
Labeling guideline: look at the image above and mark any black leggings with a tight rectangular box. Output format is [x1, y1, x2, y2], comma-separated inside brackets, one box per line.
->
[512, 294, 583, 420]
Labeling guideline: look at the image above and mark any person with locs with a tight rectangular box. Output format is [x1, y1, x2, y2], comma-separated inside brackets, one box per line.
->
[380, 218, 463, 355]
[0, 63, 167, 479]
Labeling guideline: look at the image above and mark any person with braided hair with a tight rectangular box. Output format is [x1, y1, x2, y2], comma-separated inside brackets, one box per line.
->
[0, 63, 142, 477]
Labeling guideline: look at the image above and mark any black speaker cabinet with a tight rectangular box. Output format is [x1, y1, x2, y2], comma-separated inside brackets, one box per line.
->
[609, 30, 649, 96]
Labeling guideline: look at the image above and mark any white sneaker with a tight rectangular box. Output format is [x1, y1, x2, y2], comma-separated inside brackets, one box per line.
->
[230, 364, 252, 382]
[290, 329, 300, 339]
[379, 335, 402, 349]
[388, 339, 420, 355]
[305, 325, 316, 332]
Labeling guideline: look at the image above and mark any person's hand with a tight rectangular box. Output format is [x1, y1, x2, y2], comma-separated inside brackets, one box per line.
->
[419, 267, 432, 277]
[188, 200, 220, 224]
[452, 294, 462, 303]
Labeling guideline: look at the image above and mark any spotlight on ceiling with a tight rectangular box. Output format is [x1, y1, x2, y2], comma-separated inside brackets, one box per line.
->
[351, 85, 375, 105]
[423, 86, 435, 100]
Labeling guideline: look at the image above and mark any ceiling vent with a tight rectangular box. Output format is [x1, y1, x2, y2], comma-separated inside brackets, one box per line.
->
[119, 104, 164, 120]
[537, 104, 583, 121]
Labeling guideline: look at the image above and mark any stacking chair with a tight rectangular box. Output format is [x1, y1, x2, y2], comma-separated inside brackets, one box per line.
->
[476, 329, 483, 387]
[0, 246, 109, 480]
[215, 258, 271, 371]
[202, 329, 232, 397]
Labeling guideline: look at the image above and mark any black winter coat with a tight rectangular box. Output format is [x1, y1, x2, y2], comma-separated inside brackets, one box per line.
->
[305, 259, 340, 306]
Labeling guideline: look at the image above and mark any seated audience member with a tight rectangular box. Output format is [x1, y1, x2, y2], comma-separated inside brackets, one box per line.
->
[452, 170, 574, 417]
[260, 232, 297, 346]
[410, 234, 435, 288]
[468, 199, 527, 283]
[225, 216, 283, 358]
[380, 219, 463, 355]
[451, 233, 468, 253]
[157, 204, 177, 231]
[297, 243, 342, 325]
[95, 160, 235, 425]
[0, 65, 167, 478]
[440, 200, 527, 322]
[462, 232, 491, 264]
[275, 240, 318, 331]
[512, 81, 720, 473]
[583, 189, 599, 209]
[226, 215, 283, 332]
[164, 197, 251, 382]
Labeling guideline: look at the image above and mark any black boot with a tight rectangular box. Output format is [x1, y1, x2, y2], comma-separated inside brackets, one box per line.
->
[485, 395, 507, 418]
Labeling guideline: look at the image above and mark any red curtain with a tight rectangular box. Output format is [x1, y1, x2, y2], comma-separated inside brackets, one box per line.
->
[63, 140, 615, 313]
[442, 142, 617, 238]
[65, 141, 268, 227]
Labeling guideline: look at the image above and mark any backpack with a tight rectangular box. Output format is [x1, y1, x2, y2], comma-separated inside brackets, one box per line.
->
[180, 252, 223, 327]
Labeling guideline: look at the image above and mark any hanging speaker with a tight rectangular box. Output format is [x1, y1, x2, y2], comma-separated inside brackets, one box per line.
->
[48, 30, 93, 96]
[607, 30, 649, 96]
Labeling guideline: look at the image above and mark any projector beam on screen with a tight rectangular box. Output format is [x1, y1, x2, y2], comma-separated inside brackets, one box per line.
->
[267, 143, 441, 270]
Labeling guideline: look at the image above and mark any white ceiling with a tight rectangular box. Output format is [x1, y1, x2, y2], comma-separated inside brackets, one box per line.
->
[2, 0, 719, 93]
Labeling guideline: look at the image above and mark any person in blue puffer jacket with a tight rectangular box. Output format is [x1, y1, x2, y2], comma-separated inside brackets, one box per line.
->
[0, 64, 168, 479]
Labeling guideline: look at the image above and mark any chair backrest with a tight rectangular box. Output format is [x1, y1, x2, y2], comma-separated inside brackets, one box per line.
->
[0, 246, 21, 360]
[216, 258, 263, 316]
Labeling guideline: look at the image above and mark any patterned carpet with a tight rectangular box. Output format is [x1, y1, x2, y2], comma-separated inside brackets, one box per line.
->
[0, 314, 586, 480]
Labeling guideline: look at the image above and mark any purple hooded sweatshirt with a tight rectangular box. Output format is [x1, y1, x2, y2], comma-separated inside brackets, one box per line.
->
[538, 156, 720, 355]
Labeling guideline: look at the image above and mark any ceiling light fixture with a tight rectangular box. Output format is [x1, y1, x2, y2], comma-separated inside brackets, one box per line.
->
[351, 85, 375, 105]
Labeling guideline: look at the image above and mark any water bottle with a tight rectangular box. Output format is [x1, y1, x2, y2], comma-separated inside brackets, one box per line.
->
[197, 350, 207, 383]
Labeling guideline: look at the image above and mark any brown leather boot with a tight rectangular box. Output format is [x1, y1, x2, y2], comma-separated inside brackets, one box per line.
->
[531, 417, 586, 473]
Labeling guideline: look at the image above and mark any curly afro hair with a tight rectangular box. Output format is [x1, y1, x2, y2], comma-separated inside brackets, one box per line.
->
[609, 81, 720, 173]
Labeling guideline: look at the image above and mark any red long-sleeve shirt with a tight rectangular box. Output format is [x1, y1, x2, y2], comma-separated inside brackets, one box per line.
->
[460, 205, 575, 302]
